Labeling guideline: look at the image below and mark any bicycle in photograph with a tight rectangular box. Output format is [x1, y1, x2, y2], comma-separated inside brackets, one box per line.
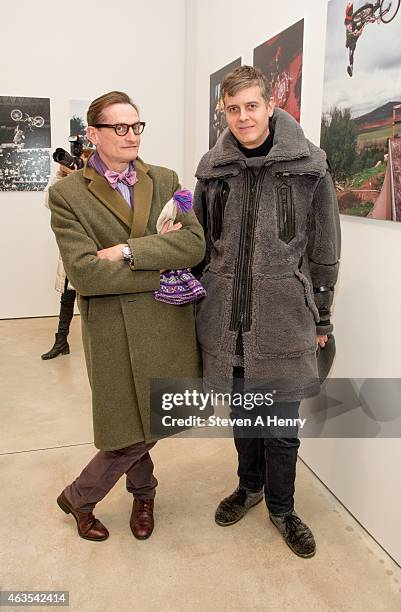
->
[352, 0, 400, 28]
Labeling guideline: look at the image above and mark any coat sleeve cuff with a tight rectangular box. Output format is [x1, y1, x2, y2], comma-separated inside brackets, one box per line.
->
[316, 321, 333, 336]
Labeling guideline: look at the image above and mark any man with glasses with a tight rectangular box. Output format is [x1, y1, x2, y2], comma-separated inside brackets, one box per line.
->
[49, 91, 205, 542]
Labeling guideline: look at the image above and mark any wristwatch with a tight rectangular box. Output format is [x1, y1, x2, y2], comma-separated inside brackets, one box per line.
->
[122, 244, 135, 267]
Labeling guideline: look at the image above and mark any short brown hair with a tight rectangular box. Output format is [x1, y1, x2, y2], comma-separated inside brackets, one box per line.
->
[87, 91, 139, 126]
[221, 65, 272, 104]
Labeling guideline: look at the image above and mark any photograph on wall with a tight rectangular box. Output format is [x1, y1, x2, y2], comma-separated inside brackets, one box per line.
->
[253, 19, 304, 123]
[69, 99, 93, 149]
[0, 96, 51, 191]
[209, 58, 242, 149]
[321, 0, 401, 221]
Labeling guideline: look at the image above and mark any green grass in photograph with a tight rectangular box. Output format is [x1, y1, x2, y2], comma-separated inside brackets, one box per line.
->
[349, 163, 387, 188]
[343, 201, 374, 217]
[357, 125, 401, 146]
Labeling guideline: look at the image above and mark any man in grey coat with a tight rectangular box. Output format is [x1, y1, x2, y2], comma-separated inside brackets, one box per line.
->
[193, 66, 340, 558]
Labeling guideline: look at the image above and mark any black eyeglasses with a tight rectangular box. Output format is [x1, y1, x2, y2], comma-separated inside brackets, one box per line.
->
[94, 122, 146, 136]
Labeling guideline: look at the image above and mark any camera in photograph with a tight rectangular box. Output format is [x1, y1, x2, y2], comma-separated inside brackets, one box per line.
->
[52, 135, 85, 170]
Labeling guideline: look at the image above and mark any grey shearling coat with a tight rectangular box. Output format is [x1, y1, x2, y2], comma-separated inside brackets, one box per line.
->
[193, 108, 341, 400]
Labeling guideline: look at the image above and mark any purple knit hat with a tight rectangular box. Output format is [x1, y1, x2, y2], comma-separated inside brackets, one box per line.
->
[154, 189, 207, 305]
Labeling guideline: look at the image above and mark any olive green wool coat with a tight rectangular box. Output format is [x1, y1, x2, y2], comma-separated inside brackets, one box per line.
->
[49, 159, 205, 451]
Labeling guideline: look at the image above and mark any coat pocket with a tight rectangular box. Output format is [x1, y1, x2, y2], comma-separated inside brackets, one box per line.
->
[294, 269, 320, 323]
[275, 180, 295, 244]
[195, 272, 228, 355]
[211, 181, 230, 242]
[255, 272, 317, 357]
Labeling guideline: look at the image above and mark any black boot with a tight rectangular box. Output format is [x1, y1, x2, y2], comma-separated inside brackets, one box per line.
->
[41, 332, 70, 360]
[41, 282, 76, 360]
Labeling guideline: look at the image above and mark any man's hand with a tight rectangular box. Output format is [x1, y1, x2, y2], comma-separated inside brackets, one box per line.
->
[97, 222, 183, 265]
[160, 220, 182, 234]
[97, 244, 126, 261]
[317, 334, 328, 348]
[59, 163, 78, 177]
[159, 220, 182, 272]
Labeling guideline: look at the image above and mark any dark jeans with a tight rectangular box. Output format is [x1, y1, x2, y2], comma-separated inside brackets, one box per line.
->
[232, 367, 300, 515]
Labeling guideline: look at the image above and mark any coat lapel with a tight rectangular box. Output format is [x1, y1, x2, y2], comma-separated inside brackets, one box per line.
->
[130, 158, 153, 238]
[83, 164, 133, 229]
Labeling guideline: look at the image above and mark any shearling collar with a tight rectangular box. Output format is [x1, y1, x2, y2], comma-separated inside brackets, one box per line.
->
[196, 108, 327, 180]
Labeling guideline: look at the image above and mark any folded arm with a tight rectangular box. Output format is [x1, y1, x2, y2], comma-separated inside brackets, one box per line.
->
[127, 208, 206, 271]
[49, 186, 160, 297]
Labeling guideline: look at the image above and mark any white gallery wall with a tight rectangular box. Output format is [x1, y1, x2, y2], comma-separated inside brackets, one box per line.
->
[0, 0, 186, 318]
[184, 0, 401, 565]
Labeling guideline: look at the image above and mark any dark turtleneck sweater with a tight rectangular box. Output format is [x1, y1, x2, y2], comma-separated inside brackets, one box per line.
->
[236, 130, 274, 159]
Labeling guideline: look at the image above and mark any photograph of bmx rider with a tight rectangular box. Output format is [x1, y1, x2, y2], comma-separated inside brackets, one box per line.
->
[345, 0, 400, 76]
[345, 2, 366, 76]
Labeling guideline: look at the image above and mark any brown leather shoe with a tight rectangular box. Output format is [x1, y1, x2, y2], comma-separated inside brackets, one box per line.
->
[130, 498, 154, 540]
[57, 491, 109, 542]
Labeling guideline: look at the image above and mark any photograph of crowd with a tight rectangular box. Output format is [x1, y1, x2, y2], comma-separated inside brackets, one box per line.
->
[253, 19, 304, 123]
[321, 0, 401, 221]
[0, 96, 51, 191]
[209, 58, 242, 149]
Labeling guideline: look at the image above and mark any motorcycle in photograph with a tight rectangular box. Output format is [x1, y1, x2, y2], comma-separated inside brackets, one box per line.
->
[10, 109, 45, 130]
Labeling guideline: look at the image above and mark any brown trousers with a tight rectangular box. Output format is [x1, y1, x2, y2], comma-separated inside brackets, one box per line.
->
[64, 441, 157, 512]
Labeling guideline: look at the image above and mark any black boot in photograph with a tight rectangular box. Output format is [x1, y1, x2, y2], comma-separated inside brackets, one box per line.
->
[41, 332, 70, 360]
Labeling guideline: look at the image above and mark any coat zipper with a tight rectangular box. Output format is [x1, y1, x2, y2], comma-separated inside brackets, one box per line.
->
[229, 166, 267, 333]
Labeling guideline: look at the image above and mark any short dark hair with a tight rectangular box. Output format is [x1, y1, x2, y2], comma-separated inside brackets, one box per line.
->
[221, 65, 272, 104]
[87, 91, 139, 126]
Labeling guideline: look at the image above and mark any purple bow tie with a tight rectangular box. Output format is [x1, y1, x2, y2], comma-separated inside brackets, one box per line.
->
[104, 166, 137, 189]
